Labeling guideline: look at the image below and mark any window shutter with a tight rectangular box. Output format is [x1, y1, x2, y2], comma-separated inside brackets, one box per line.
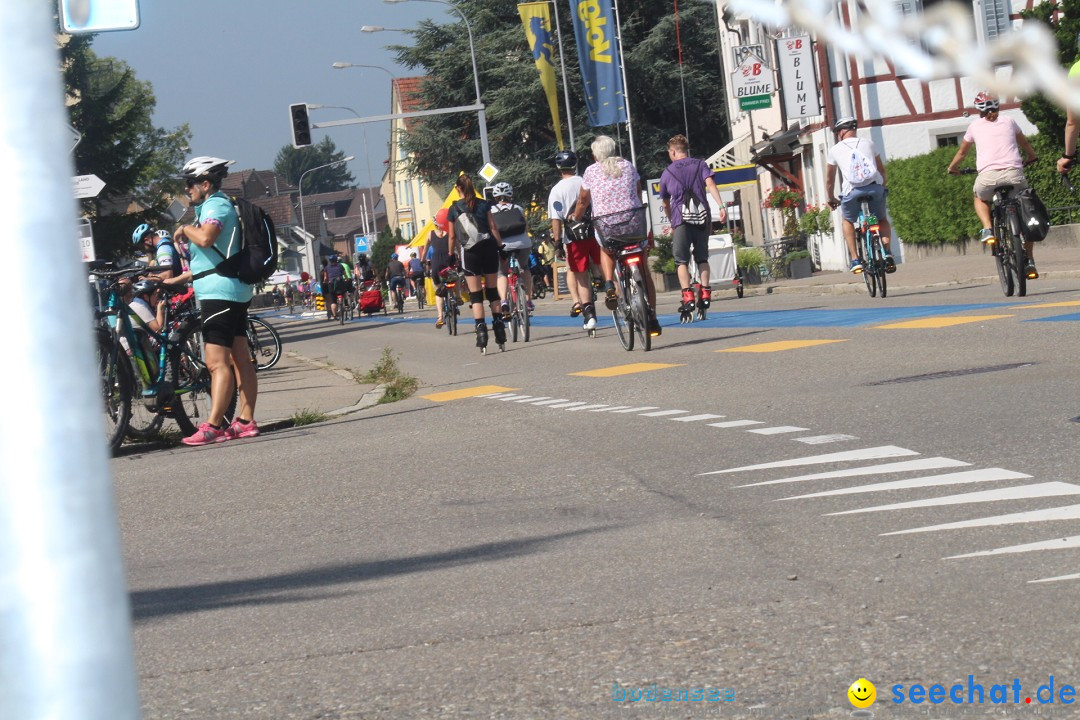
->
[983, 0, 1010, 38]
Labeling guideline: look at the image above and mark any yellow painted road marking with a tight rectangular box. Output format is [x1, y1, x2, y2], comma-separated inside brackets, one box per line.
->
[1010, 300, 1080, 309]
[421, 385, 519, 402]
[716, 339, 848, 353]
[570, 363, 685, 377]
[874, 315, 1012, 329]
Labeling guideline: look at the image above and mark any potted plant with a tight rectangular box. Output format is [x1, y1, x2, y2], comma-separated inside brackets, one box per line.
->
[783, 249, 813, 279]
[736, 246, 767, 284]
[762, 185, 805, 238]
[650, 229, 680, 291]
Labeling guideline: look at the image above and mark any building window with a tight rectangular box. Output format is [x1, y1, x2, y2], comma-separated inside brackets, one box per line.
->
[417, 181, 424, 205]
[936, 134, 962, 148]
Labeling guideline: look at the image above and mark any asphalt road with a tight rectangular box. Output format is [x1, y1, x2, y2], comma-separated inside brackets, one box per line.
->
[112, 279, 1080, 719]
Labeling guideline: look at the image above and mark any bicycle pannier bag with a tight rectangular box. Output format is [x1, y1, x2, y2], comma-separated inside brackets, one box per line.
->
[491, 206, 527, 237]
[454, 210, 483, 250]
[1017, 188, 1050, 243]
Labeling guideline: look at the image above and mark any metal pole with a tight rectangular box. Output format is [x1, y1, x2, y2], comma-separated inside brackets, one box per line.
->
[0, 2, 140, 719]
[299, 157, 354, 275]
[611, 0, 637, 167]
[549, 0, 575, 151]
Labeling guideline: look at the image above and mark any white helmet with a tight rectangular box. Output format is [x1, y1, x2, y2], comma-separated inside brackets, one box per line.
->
[180, 156, 234, 182]
[492, 181, 513, 199]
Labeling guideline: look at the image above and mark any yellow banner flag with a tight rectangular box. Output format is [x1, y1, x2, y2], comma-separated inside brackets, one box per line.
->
[518, 2, 565, 149]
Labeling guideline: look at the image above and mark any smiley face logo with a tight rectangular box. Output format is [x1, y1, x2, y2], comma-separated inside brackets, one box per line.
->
[848, 678, 876, 709]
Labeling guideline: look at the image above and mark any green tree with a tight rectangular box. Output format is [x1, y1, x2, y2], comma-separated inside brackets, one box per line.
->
[62, 36, 192, 259]
[273, 138, 356, 194]
[1018, 0, 1080, 142]
[391, 0, 729, 208]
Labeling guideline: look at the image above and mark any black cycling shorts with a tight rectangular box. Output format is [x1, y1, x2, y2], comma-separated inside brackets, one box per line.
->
[462, 237, 500, 277]
[200, 299, 250, 348]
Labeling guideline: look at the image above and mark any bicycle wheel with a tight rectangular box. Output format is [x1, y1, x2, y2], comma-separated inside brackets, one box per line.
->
[873, 237, 887, 299]
[417, 282, 425, 310]
[519, 282, 530, 342]
[993, 242, 1014, 297]
[509, 287, 520, 342]
[612, 269, 634, 351]
[97, 328, 131, 453]
[247, 317, 282, 371]
[125, 352, 165, 440]
[446, 300, 457, 336]
[629, 264, 651, 352]
[861, 242, 877, 298]
[1010, 216, 1027, 297]
[170, 325, 238, 437]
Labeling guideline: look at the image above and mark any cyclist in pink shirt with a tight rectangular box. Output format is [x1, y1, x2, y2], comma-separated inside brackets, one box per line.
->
[948, 91, 1039, 277]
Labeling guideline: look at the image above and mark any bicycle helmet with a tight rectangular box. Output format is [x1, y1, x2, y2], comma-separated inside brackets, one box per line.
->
[131, 278, 161, 297]
[132, 223, 152, 244]
[554, 150, 578, 169]
[435, 207, 449, 230]
[833, 116, 857, 133]
[492, 181, 513, 199]
[973, 91, 999, 112]
[180, 156, 234, 182]
[156, 229, 171, 241]
[391, 253, 398, 260]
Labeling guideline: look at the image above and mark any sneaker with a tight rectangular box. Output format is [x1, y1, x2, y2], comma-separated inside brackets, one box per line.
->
[700, 286, 712, 308]
[849, 258, 864, 274]
[978, 228, 997, 245]
[226, 419, 260, 439]
[1025, 260, 1039, 279]
[648, 312, 662, 337]
[181, 422, 228, 446]
[492, 319, 507, 345]
[475, 323, 488, 349]
[604, 282, 618, 310]
[570, 302, 583, 318]
[526, 300, 535, 312]
[680, 288, 695, 312]
[884, 255, 897, 274]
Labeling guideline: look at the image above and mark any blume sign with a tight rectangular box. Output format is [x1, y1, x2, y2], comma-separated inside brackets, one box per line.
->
[776, 35, 820, 120]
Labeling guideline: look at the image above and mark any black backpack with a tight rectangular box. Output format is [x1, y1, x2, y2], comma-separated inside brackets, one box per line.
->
[492, 204, 528, 237]
[1016, 188, 1050, 243]
[194, 197, 278, 284]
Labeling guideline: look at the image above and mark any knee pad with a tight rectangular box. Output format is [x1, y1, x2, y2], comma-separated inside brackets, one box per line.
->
[485, 287, 500, 303]
[469, 290, 484, 306]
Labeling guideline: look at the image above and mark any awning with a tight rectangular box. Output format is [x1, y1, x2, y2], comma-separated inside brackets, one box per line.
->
[710, 164, 758, 191]
[750, 128, 801, 160]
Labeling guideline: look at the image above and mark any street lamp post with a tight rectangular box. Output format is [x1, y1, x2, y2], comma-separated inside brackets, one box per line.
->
[299, 156, 354, 278]
[374, 0, 491, 165]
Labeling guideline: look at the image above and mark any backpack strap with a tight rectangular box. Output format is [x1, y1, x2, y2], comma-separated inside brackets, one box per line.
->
[190, 244, 230, 281]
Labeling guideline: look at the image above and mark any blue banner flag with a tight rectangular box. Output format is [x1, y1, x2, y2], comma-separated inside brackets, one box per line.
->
[568, 0, 626, 127]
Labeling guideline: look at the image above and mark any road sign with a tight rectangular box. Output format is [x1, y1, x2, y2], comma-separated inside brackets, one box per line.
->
[72, 174, 105, 199]
[739, 94, 773, 111]
[479, 162, 500, 183]
[729, 55, 775, 101]
[67, 124, 82, 153]
[354, 235, 370, 255]
[77, 218, 95, 262]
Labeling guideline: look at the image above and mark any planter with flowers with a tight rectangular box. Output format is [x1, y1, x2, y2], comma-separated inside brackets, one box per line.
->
[762, 185, 804, 239]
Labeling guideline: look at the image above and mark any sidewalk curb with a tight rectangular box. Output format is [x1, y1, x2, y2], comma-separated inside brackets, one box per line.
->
[257, 352, 387, 432]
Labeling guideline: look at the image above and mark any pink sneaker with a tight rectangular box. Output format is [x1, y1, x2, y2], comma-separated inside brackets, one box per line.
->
[181, 422, 228, 446]
[226, 419, 260, 439]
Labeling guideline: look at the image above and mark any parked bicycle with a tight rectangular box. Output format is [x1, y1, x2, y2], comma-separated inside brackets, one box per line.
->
[91, 261, 236, 453]
[501, 249, 531, 343]
[592, 205, 654, 351]
[246, 315, 282, 370]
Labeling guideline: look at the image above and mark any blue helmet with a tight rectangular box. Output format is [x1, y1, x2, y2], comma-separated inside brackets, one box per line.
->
[391, 253, 399, 260]
[132, 223, 152, 244]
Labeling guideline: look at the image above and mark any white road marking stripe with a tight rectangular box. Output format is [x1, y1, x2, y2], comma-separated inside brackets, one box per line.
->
[517, 396, 549, 402]
[611, 406, 660, 413]
[530, 398, 570, 406]
[796, 434, 858, 444]
[947, 535, 1080, 559]
[499, 395, 533, 401]
[830, 481, 1080, 516]
[736, 458, 971, 488]
[639, 409, 689, 417]
[670, 414, 726, 422]
[592, 406, 632, 412]
[708, 420, 765, 428]
[882, 503, 1080, 536]
[548, 401, 590, 409]
[699, 446, 918, 475]
[481, 392, 516, 399]
[780, 468, 1031, 501]
[567, 404, 610, 412]
[748, 426, 808, 435]
[1029, 572, 1080, 584]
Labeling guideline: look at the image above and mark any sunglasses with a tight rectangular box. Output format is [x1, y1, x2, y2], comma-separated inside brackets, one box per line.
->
[185, 178, 204, 188]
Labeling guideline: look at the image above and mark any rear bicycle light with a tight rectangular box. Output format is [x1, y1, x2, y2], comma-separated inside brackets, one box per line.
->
[626, 256, 642, 265]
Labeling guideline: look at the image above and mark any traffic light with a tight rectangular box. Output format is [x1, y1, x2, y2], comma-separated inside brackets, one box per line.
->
[290, 103, 312, 148]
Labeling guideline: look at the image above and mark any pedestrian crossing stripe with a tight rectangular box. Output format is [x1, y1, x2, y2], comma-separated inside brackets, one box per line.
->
[882, 503, 1080, 536]
[873, 315, 1012, 329]
[1029, 572, 1080, 584]
[716, 339, 848, 353]
[946, 534, 1080, 560]
[570, 363, 684, 377]
[421, 385, 519, 402]
[779, 468, 1031, 501]
[829, 481, 1080, 516]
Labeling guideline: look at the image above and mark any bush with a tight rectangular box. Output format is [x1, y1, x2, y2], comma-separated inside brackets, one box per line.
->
[736, 246, 767, 269]
[885, 146, 980, 244]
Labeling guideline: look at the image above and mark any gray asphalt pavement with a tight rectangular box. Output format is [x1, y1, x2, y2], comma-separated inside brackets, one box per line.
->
[111, 243, 1080, 719]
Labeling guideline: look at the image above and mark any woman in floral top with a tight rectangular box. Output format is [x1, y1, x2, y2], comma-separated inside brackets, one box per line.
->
[572, 135, 660, 336]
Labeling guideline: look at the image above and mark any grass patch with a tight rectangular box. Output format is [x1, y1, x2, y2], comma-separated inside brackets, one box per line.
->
[292, 408, 330, 426]
[361, 347, 419, 404]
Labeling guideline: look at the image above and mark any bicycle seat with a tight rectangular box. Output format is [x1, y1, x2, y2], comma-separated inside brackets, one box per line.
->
[993, 184, 1015, 195]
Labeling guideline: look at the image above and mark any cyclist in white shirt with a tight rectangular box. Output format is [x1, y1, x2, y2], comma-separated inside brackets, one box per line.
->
[826, 117, 895, 274]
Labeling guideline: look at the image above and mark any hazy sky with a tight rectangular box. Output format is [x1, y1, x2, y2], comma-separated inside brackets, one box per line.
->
[91, 1, 446, 188]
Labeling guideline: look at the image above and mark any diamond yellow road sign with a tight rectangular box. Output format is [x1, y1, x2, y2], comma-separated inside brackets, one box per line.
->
[479, 162, 500, 183]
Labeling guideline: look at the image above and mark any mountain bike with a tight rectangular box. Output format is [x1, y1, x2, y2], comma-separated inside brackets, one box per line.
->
[247, 315, 282, 370]
[91, 262, 237, 452]
[501, 250, 531, 343]
[957, 167, 1033, 297]
[593, 205, 653, 352]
